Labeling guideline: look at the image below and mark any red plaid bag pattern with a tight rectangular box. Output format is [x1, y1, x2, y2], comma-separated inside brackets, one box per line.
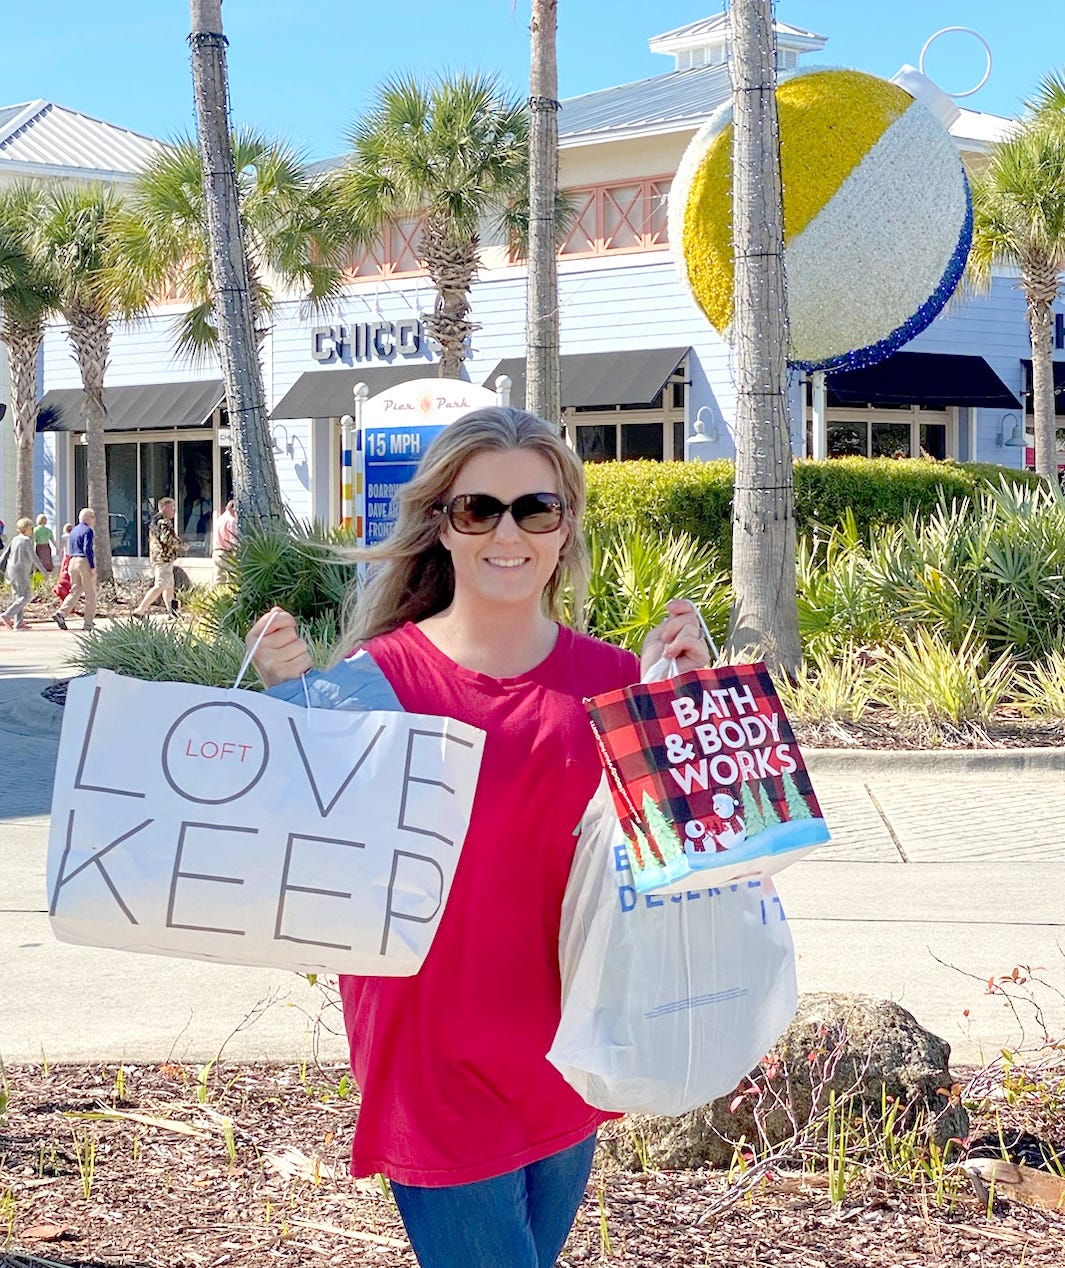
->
[585, 662, 829, 892]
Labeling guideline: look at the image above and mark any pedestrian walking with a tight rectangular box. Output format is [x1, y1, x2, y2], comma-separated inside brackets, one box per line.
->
[54, 508, 97, 632]
[131, 497, 184, 621]
[247, 406, 710, 1268]
[33, 514, 56, 574]
[212, 498, 237, 583]
[59, 522, 73, 558]
[1, 517, 41, 630]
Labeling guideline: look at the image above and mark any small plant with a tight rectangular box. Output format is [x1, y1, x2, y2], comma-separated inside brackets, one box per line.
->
[71, 1124, 97, 1200]
[596, 1176, 612, 1256]
[0, 1185, 15, 1243]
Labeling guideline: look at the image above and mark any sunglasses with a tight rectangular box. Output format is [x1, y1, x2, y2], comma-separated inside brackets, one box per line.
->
[435, 492, 565, 535]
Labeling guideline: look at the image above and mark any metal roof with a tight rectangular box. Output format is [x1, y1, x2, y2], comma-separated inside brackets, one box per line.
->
[0, 100, 165, 177]
[559, 64, 732, 141]
[483, 347, 689, 409]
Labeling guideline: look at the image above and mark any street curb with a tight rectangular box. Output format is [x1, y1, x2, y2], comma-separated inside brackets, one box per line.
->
[0, 692, 63, 739]
[806, 746, 1065, 776]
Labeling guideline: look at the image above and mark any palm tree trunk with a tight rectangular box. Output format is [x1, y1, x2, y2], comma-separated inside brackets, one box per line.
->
[189, 0, 283, 525]
[67, 306, 115, 585]
[727, 0, 801, 675]
[6, 322, 41, 519]
[420, 216, 480, 377]
[1025, 261, 1058, 486]
[525, 0, 561, 423]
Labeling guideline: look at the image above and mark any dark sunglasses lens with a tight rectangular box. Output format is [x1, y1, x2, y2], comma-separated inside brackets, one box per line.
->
[449, 494, 504, 533]
[511, 493, 564, 532]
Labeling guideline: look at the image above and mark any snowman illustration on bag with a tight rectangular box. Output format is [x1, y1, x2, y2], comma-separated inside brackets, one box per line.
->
[684, 792, 746, 857]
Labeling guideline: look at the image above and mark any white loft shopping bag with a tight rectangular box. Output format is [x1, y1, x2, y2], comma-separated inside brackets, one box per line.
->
[548, 778, 797, 1116]
[47, 668, 485, 976]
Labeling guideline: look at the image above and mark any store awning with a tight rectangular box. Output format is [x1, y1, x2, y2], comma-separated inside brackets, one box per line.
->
[36, 380, 224, 433]
[824, 352, 1020, 410]
[1020, 358, 1065, 412]
[483, 347, 690, 409]
[270, 365, 441, 419]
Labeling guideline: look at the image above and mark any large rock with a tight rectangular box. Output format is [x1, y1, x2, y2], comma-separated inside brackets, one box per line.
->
[597, 992, 966, 1171]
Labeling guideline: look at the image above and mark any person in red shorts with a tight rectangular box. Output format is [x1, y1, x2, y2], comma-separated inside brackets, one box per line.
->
[247, 406, 709, 1268]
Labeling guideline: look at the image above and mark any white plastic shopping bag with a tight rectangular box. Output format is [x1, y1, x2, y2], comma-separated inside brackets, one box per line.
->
[47, 667, 485, 976]
[548, 777, 797, 1116]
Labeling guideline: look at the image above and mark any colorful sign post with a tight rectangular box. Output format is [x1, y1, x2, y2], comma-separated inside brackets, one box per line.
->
[354, 379, 499, 548]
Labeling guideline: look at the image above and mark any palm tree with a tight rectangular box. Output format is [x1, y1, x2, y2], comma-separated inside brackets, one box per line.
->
[0, 184, 60, 519]
[119, 130, 344, 360]
[526, 0, 562, 422]
[331, 72, 529, 378]
[968, 114, 1065, 484]
[187, 0, 284, 525]
[32, 183, 130, 585]
[726, 0, 801, 673]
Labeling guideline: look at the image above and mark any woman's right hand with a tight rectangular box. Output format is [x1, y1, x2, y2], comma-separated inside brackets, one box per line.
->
[247, 607, 313, 687]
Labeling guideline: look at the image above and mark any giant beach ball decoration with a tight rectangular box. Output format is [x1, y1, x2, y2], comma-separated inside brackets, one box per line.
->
[668, 68, 972, 373]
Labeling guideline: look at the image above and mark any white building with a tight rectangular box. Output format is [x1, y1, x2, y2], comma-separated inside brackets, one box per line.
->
[3, 14, 1060, 573]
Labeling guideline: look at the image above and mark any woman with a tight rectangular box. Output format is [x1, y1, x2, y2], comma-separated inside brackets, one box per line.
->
[1, 517, 40, 630]
[33, 513, 56, 574]
[248, 407, 708, 1268]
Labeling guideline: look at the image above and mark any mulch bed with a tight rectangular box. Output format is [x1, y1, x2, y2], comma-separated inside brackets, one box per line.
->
[2, 1060, 1064, 1267]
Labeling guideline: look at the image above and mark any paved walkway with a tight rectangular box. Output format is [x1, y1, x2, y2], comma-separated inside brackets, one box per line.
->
[2, 619, 1063, 1069]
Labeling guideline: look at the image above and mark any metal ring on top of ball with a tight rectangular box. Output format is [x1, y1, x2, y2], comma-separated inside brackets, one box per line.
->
[919, 27, 992, 98]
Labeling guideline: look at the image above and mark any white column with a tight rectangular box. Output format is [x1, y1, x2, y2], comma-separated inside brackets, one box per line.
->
[811, 370, 827, 460]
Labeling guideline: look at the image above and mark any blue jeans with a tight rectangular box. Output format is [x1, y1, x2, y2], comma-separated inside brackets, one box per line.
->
[390, 1133, 597, 1268]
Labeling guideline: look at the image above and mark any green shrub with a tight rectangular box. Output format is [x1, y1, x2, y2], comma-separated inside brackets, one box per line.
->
[584, 457, 1041, 564]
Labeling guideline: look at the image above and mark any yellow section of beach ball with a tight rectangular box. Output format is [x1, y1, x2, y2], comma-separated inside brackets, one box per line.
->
[678, 69, 914, 337]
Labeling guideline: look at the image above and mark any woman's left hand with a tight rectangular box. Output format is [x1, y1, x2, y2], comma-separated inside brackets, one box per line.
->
[640, 599, 712, 677]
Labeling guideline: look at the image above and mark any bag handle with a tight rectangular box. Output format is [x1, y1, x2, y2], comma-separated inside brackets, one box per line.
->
[234, 609, 312, 711]
[646, 602, 720, 682]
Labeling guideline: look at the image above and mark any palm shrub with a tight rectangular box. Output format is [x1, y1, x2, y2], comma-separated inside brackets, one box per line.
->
[863, 482, 1065, 659]
[69, 620, 250, 689]
[195, 519, 358, 659]
[796, 509, 899, 657]
[1009, 649, 1065, 719]
[578, 523, 731, 654]
[775, 646, 877, 724]
[871, 627, 1015, 729]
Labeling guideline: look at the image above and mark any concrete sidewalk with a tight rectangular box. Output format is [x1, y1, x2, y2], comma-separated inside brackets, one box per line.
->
[2, 619, 1063, 1068]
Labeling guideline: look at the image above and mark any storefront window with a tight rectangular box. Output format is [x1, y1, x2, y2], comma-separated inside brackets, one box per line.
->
[919, 423, 947, 460]
[140, 441, 175, 553]
[72, 430, 226, 558]
[820, 408, 954, 460]
[620, 422, 664, 460]
[872, 422, 911, 458]
[106, 444, 139, 555]
[576, 424, 615, 462]
[178, 438, 215, 556]
[827, 421, 868, 457]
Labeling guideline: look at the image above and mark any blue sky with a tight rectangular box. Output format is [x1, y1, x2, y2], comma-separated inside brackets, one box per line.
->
[1, 2, 1060, 161]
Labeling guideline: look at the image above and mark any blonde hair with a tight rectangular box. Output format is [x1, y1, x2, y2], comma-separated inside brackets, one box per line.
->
[16, 516, 33, 533]
[331, 406, 589, 660]
[35, 513, 47, 526]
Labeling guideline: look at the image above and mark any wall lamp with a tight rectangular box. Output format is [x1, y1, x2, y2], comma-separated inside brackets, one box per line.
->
[692, 405, 719, 444]
[997, 412, 1024, 448]
[271, 423, 298, 459]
